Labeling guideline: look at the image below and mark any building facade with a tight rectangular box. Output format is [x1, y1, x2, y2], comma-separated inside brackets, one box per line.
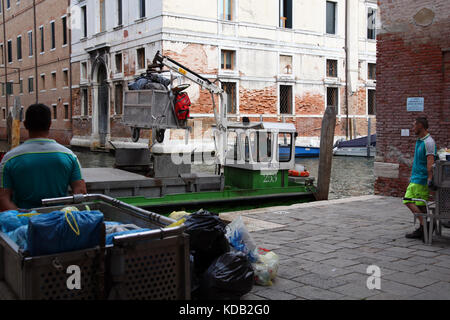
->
[0, 0, 72, 145]
[374, 0, 450, 197]
[70, 0, 378, 150]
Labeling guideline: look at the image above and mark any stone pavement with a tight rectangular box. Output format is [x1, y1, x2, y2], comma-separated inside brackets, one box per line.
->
[222, 195, 450, 300]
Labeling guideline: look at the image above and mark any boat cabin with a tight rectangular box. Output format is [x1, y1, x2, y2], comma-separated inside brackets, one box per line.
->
[220, 121, 297, 190]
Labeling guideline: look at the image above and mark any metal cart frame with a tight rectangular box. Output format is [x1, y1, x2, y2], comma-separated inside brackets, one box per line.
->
[0, 194, 190, 300]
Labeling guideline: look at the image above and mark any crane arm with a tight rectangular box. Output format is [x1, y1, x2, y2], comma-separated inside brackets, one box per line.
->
[151, 51, 228, 164]
[152, 51, 223, 95]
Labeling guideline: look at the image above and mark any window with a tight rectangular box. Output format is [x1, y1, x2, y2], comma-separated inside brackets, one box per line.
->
[64, 104, 69, 120]
[62, 16, 68, 46]
[39, 26, 44, 53]
[279, 85, 293, 114]
[278, 133, 293, 162]
[19, 79, 23, 93]
[367, 89, 376, 115]
[280, 55, 292, 75]
[81, 62, 88, 81]
[81, 6, 87, 38]
[327, 87, 338, 109]
[139, 0, 146, 18]
[115, 53, 122, 73]
[50, 21, 55, 49]
[1, 84, 4, 96]
[40, 74, 46, 90]
[0, 44, 3, 65]
[367, 7, 376, 40]
[2, 109, 5, 120]
[115, 83, 123, 114]
[28, 77, 34, 93]
[82, 88, 89, 116]
[52, 104, 57, 120]
[219, 0, 233, 21]
[326, 59, 338, 78]
[368, 63, 376, 80]
[326, 1, 336, 35]
[99, 0, 106, 32]
[279, 0, 292, 29]
[6, 81, 13, 95]
[16, 36, 22, 60]
[63, 69, 69, 87]
[222, 82, 237, 114]
[51, 72, 56, 88]
[221, 50, 235, 70]
[28, 31, 33, 56]
[117, 0, 123, 26]
[6, 0, 10, 9]
[7, 40, 12, 63]
[137, 48, 145, 70]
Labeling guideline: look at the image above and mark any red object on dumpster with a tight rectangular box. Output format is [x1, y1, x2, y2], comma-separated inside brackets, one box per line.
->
[175, 93, 191, 121]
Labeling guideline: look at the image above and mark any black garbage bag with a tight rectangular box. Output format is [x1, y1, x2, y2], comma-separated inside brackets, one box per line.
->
[200, 251, 254, 300]
[128, 78, 149, 90]
[148, 73, 171, 87]
[184, 209, 229, 275]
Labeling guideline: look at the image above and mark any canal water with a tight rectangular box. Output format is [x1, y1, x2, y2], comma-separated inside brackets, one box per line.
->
[74, 150, 375, 200]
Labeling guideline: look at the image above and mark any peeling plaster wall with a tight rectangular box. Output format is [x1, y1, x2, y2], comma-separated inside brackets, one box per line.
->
[69, 0, 378, 148]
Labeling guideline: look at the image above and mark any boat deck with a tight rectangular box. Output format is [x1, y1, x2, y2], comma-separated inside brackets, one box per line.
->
[82, 168, 224, 198]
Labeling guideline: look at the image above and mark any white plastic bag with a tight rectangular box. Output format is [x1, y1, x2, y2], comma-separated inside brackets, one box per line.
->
[253, 248, 280, 286]
[225, 216, 258, 262]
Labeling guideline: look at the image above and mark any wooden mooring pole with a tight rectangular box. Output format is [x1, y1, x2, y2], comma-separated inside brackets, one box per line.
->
[315, 106, 337, 201]
[367, 117, 372, 158]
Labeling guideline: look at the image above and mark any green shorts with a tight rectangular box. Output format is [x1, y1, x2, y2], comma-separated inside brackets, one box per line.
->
[403, 183, 429, 206]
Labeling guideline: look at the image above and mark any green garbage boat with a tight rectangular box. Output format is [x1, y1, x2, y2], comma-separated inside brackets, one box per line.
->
[84, 122, 316, 214]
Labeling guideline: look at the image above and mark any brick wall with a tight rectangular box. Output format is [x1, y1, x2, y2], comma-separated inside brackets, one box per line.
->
[375, 0, 450, 196]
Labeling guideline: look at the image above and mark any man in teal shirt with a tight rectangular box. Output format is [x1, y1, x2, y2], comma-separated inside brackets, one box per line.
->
[404, 117, 437, 240]
[0, 104, 86, 210]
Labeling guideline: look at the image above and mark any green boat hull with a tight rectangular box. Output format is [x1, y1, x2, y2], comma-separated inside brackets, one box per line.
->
[118, 183, 316, 214]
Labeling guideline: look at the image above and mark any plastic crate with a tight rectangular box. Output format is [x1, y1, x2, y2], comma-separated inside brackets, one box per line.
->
[0, 199, 190, 300]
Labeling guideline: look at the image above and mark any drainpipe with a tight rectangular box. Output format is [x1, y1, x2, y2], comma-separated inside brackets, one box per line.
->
[33, 0, 38, 103]
[2, 0, 8, 114]
[68, 0, 73, 125]
[345, 0, 349, 140]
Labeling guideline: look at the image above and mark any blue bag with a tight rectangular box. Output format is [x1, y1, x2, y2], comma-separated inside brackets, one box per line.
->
[7, 225, 28, 249]
[0, 211, 30, 233]
[27, 210, 104, 256]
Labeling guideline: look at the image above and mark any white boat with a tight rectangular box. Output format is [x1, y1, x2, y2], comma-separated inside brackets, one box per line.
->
[333, 134, 376, 157]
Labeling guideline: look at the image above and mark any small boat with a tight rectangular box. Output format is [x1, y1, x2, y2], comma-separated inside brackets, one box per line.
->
[279, 145, 320, 159]
[333, 134, 376, 157]
[85, 121, 317, 214]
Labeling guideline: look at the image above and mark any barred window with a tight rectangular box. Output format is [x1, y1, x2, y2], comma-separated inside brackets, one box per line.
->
[327, 59, 338, 78]
[280, 85, 293, 114]
[327, 87, 338, 108]
[222, 82, 237, 114]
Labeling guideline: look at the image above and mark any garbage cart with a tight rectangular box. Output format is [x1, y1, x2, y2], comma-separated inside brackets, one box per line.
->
[0, 194, 190, 300]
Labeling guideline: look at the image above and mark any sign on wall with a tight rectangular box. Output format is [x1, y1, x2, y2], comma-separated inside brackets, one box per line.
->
[407, 97, 424, 112]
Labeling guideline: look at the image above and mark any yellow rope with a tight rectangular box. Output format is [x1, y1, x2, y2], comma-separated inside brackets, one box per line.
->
[65, 211, 80, 236]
